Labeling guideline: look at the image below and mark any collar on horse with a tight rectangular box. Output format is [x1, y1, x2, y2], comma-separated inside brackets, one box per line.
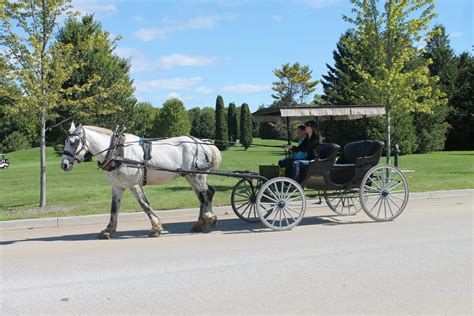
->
[97, 128, 127, 172]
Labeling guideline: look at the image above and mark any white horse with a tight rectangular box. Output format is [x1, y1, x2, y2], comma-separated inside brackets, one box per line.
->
[60, 122, 222, 239]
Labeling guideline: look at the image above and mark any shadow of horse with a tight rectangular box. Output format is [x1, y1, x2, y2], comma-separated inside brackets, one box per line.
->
[0, 214, 378, 245]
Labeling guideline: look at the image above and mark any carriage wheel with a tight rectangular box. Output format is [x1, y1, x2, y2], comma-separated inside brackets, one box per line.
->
[360, 165, 409, 221]
[256, 177, 306, 230]
[325, 189, 362, 216]
[231, 178, 263, 222]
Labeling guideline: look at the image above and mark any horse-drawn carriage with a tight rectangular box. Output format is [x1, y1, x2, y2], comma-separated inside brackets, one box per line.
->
[61, 105, 409, 238]
[230, 105, 409, 230]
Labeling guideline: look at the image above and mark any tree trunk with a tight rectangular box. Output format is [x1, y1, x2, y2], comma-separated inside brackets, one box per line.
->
[39, 111, 46, 208]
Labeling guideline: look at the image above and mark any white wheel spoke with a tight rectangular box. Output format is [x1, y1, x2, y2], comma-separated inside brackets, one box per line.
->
[262, 193, 278, 203]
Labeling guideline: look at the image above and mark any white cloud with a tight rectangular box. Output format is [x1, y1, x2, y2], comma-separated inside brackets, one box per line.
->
[221, 84, 272, 94]
[196, 86, 216, 94]
[72, 0, 117, 16]
[134, 14, 236, 41]
[167, 92, 181, 99]
[133, 16, 145, 23]
[301, 0, 339, 9]
[115, 48, 216, 72]
[135, 77, 203, 92]
[450, 32, 463, 38]
[165, 92, 195, 103]
[157, 54, 216, 69]
[272, 15, 283, 23]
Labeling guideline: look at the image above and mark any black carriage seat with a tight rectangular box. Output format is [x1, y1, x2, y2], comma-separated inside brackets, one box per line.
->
[302, 143, 340, 189]
[329, 140, 384, 186]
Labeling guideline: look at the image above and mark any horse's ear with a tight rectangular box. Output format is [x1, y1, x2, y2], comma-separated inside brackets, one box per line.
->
[69, 122, 76, 133]
[77, 123, 83, 131]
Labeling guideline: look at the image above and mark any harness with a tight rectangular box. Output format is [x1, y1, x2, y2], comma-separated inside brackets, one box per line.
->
[63, 127, 88, 163]
[67, 126, 214, 187]
[97, 129, 126, 172]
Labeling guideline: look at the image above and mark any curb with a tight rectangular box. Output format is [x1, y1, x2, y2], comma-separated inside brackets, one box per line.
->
[0, 189, 472, 232]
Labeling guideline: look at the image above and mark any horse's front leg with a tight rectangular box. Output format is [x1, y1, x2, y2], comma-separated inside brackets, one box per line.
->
[99, 186, 124, 239]
[129, 184, 164, 237]
[186, 174, 217, 233]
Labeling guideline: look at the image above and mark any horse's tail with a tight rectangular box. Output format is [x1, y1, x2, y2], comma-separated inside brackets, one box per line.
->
[209, 145, 222, 171]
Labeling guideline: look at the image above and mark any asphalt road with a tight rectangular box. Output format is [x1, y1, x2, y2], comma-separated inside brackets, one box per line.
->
[1, 195, 472, 315]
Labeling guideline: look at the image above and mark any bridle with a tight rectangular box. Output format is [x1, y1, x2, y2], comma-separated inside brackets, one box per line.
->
[63, 127, 88, 163]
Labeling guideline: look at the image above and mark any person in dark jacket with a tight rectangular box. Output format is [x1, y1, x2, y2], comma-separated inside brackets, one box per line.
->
[290, 120, 320, 183]
[278, 125, 308, 176]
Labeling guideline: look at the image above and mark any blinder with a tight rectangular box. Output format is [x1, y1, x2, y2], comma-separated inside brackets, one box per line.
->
[63, 129, 87, 163]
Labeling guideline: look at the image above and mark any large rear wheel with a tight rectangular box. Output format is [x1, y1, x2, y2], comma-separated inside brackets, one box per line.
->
[325, 189, 362, 215]
[256, 177, 306, 230]
[360, 165, 409, 221]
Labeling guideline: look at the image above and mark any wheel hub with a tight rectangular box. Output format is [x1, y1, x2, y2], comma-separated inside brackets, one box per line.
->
[382, 190, 389, 197]
[278, 200, 286, 208]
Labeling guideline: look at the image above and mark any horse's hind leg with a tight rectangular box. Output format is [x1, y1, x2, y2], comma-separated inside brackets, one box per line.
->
[99, 186, 124, 239]
[129, 184, 164, 237]
[185, 174, 217, 233]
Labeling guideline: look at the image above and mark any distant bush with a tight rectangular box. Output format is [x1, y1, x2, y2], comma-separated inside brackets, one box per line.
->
[0, 131, 31, 153]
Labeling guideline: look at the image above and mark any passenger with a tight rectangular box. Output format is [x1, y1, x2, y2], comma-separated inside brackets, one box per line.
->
[290, 120, 320, 183]
[278, 125, 307, 177]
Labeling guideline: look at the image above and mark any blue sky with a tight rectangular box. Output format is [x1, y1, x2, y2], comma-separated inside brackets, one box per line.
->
[71, 0, 472, 111]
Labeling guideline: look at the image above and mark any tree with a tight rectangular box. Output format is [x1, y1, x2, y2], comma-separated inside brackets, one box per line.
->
[155, 98, 190, 137]
[272, 63, 319, 107]
[227, 102, 238, 145]
[51, 14, 135, 140]
[240, 103, 252, 149]
[343, 0, 445, 160]
[321, 31, 364, 105]
[0, 0, 87, 207]
[190, 107, 215, 139]
[214, 95, 229, 150]
[128, 102, 159, 137]
[0, 56, 37, 152]
[445, 52, 473, 149]
[414, 24, 453, 153]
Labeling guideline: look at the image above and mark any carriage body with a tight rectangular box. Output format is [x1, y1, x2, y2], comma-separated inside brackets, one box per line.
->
[231, 105, 410, 230]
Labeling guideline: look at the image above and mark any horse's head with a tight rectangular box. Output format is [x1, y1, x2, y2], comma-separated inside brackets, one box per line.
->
[61, 122, 87, 171]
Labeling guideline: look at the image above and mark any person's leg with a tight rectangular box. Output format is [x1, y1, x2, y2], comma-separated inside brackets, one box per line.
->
[291, 160, 310, 183]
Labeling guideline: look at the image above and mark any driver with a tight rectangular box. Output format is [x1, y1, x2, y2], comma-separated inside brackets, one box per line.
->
[278, 125, 307, 177]
[290, 120, 320, 183]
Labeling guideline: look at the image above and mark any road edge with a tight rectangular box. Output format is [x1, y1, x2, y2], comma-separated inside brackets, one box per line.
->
[1, 189, 472, 231]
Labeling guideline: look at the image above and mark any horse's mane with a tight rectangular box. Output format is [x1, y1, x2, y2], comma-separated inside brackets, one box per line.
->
[84, 125, 113, 135]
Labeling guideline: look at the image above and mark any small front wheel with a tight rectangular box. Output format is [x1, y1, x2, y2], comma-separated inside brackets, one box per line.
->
[256, 177, 306, 230]
[360, 165, 409, 221]
[231, 178, 263, 222]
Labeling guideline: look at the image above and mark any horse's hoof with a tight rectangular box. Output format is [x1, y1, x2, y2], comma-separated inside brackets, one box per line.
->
[191, 224, 203, 233]
[148, 230, 161, 238]
[210, 218, 218, 228]
[98, 231, 113, 239]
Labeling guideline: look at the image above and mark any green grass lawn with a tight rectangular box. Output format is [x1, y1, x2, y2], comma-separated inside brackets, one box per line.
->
[0, 139, 472, 220]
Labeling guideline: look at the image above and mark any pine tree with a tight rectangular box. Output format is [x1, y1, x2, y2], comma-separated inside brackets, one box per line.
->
[446, 53, 474, 149]
[227, 102, 238, 145]
[240, 103, 252, 150]
[214, 95, 229, 150]
[53, 14, 136, 139]
[321, 31, 363, 105]
[414, 24, 453, 153]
